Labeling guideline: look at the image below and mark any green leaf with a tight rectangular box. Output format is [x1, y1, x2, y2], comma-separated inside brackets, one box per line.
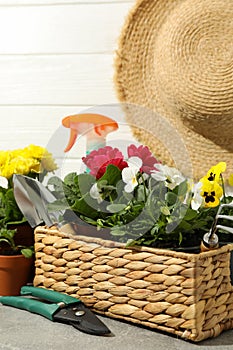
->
[77, 173, 96, 195]
[176, 180, 188, 197]
[6, 218, 27, 226]
[183, 208, 198, 221]
[177, 220, 192, 231]
[191, 220, 209, 230]
[71, 195, 100, 220]
[107, 203, 127, 213]
[0, 237, 12, 246]
[165, 192, 178, 206]
[179, 232, 183, 245]
[21, 248, 34, 258]
[4, 188, 23, 223]
[0, 228, 17, 250]
[136, 185, 147, 202]
[47, 176, 64, 192]
[79, 216, 97, 226]
[64, 172, 78, 186]
[98, 164, 122, 186]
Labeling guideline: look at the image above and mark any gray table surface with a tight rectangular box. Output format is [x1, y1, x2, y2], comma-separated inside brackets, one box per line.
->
[1, 305, 233, 350]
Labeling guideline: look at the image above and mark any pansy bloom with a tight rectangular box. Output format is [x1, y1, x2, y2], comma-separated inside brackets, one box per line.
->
[191, 181, 204, 210]
[205, 162, 226, 183]
[122, 157, 143, 193]
[151, 164, 186, 190]
[90, 183, 103, 203]
[200, 177, 223, 207]
[197, 162, 226, 207]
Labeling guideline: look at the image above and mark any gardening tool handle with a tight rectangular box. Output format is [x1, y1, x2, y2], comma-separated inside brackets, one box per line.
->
[21, 286, 80, 305]
[200, 232, 219, 252]
[0, 295, 59, 321]
[200, 240, 219, 252]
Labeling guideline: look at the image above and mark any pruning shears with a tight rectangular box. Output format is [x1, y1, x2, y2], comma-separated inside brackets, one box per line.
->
[0, 286, 111, 336]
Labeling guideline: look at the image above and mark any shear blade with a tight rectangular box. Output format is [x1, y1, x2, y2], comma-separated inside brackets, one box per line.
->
[70, 307, 111, 336]
[54, 304, 111, 336]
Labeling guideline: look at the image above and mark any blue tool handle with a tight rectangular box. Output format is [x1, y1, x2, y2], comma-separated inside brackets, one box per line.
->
[0, 296, 59, 321]
[21, 286, 80, 305]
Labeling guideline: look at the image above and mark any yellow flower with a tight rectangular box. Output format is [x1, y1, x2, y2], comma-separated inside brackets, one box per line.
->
[22, 145, 57, 173]
[22, 145, 45, 159]
[40, 150, 57, 173]
[0, 145, 57, 179]
[228, 173, 233, 186]
[200, 177, 223, 207]
[205, 162, 226, 183]
[0, 151, 10, 167]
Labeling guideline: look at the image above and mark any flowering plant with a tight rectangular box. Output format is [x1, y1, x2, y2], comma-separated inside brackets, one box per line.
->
[0, 144, 57, 256]
[48, 144, 233, 251]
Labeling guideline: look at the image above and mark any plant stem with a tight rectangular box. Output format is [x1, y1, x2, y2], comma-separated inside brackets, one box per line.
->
[140, 173, 148, 201]
[220, 173, 226, 203]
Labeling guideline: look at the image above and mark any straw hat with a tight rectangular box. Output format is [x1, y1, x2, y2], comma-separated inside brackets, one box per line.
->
[114, 0, 233, 180]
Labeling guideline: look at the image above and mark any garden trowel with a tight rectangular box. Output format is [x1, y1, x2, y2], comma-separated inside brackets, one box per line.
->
[13, 174, 107, 236]
[13, 175, 42, 228]
[13, 174, 75, 233]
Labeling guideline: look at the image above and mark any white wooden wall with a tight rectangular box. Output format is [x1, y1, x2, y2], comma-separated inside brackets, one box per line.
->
[0, 0, 135, 175]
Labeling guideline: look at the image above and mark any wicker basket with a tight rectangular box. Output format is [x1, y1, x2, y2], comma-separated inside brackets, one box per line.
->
[34, 225, 233, 342]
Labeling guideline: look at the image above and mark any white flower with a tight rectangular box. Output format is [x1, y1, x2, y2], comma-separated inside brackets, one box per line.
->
[90, 183, 103, 204]
[151, 164, 186, 190]
[191, 182, 204, 210]
[122, 156, 142, 193]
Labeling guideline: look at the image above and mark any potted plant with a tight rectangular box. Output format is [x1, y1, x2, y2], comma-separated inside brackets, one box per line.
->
[0, 144, 57, 295]
[0, 227, 34, 296]
[47, 144, 233, 250]
[35, 143, 233, 341]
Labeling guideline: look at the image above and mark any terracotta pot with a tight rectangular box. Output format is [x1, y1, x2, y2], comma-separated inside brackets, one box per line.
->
[8, 222, 35, 282]
[0, 254, 33, 296]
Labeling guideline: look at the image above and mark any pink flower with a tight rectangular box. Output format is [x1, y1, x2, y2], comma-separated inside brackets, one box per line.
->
[127, 144, 159, 174]
[82, 146, 128, 179]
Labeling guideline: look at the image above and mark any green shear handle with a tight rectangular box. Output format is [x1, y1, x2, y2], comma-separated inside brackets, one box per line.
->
[21, 286, 80, 305]
[0, 286, 80, 321]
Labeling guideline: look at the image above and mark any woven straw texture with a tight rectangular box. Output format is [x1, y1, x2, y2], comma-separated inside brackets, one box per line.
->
[34, 226, 233, 342]
[114, 0, 233, 180]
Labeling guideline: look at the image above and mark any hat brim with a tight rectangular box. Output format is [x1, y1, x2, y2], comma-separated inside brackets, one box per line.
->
[114, 0, 233, 179]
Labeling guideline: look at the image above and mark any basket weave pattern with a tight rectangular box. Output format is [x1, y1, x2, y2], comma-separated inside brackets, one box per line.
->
[34, 226, 233, 341]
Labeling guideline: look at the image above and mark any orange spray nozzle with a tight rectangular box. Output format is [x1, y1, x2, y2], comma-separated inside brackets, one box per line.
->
[62, 113, 118, 152]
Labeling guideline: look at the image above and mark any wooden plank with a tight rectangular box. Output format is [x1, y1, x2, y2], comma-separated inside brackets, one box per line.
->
[0, 105, 130, 128]
[0, 1, 133, 4]
[0, 54, 118, 105]
[0, 105, 136, 154]
[0, 3, 132, 54]
[0, 105, 89, 150]
[0, 126, 137, 159]
[0, 105, 91, 130]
